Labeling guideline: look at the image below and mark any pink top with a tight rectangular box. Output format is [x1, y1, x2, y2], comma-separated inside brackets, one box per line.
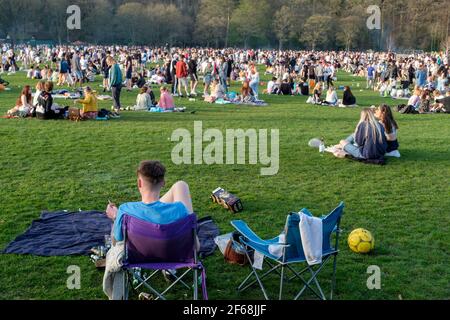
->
[158, 92, 175, 110]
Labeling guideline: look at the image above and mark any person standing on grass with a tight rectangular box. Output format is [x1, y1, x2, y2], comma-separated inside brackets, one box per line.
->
[218, 56, 229, 94]
[249, 66, 260, 100]
[101, 51, 111, 93]
[170, 54, 178, 96]
[188, 53, 198, 97]
[57, 55, 69, 86]
[203, 60, 214, 97]
[72, 51, 83, 89]
[367, 63, 375, 89]
[107, 56, 123, 114]
[125, 53, 133, 92]
[176, 55, 189, 98]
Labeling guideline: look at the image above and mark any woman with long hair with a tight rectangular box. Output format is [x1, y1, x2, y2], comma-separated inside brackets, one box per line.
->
[249, 66, 260, 99]
[7, 85, 33, 117]
[334, 108, 387, 160]
[341, 86, 356, 107]
[240, 80, 255, 103]
[312, 82, 323, 104]
[375, 105, 400, 157]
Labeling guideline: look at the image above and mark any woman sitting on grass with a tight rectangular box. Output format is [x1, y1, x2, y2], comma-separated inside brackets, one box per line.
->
[375, 105, 400, 158]
[407, 88, 421, 111]
[340, 86, 357, 107]
[332, 108, 387, 161]
[7, 85, 33, 117]
[240, 81, 256, 103]
[36, 81, 66, 120]
[204, 79, 226, 103]
[312, 82, 323, 104]
[33, 81, 45, 108]
[158, 86, 175, 111]
[134, 86, 156, 111]
[75, 86, 98, 119]
[324, 86, 338, 106]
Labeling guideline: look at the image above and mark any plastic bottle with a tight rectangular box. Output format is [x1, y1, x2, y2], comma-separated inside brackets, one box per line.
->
[319, 138, 326, 154]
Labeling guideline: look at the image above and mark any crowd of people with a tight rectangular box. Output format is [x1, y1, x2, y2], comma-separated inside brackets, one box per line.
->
[1, 44, 449, 119]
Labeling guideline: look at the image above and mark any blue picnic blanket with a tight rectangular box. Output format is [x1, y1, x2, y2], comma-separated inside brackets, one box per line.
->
[2, 211, 113, 256]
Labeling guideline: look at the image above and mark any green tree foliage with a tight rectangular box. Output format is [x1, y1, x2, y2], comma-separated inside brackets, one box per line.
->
[0, 0, 448, 51]
[230, 0, 271, 48]
[300, 15, 333, 50]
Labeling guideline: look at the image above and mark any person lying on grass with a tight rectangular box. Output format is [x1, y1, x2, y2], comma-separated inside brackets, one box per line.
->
[332, 108, 387, 161]
[105, 160, 195, 246]
[75, 86, 98, 120]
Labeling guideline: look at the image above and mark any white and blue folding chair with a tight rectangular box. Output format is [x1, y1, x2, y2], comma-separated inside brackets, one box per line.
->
[231, 202, 344, 300]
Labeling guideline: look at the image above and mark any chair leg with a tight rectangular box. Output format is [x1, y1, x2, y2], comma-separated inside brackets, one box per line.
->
[134, 272, 167, 300]
[309, 267, 326, 300]
[243, 249, 270, 300]
[193, 268, 198, 301]
[238, 263, 280, 293]
[279, 265, 285, 300]
[331, 253, 338, 300]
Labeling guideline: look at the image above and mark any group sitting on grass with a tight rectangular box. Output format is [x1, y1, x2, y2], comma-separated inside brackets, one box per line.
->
[5, 81, 121, 120]
[398, 87, 450, 114]
[307, 83, 357, 107]
[329, 105, 400, 162]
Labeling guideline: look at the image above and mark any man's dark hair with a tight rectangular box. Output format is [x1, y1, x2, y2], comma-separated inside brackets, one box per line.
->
[137, 161, 166, 186]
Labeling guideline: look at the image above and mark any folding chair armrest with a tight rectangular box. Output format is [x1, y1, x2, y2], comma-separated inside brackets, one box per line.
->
[239, 235, 290, 247]
[231, 220, 288, 247]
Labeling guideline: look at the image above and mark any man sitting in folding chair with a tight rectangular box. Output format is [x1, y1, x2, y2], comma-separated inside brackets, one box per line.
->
[103, 160, 206, 300]
[231, 202, 344, 300]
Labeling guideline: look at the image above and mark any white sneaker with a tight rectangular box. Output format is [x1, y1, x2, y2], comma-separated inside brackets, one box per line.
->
[385, 150, 401, 158]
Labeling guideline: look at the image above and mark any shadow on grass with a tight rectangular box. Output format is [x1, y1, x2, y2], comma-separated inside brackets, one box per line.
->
[394, 149, 450, 162]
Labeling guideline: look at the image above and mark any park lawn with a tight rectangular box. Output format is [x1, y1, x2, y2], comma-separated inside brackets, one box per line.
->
[0, 69, 449, 300]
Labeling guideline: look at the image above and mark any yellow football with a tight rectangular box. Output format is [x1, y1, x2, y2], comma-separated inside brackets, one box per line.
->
[348, 228, 375, 254]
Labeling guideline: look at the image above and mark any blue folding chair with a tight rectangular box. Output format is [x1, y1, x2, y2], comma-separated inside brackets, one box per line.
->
[231, 202, 344, 300]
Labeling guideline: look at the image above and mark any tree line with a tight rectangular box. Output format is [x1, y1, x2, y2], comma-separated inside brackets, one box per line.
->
[0, 0, 448, 52]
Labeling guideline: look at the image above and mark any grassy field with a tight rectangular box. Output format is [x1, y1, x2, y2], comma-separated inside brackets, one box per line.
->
[0, 68, 449, 300]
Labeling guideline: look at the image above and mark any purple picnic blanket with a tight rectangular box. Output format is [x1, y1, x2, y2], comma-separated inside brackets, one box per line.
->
[2, 211, 113, 256]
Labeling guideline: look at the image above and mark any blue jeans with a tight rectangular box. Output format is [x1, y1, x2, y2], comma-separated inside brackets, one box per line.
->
[343, 135, 364, 159]
[219, 77, 228, 93]
[250, 81, 259, 99]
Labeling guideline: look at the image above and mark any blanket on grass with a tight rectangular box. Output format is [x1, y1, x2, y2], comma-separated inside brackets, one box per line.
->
[2, 211, 112, 256]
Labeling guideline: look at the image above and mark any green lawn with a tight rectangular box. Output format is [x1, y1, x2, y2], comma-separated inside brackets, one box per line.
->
[0, 69, 449, 300]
